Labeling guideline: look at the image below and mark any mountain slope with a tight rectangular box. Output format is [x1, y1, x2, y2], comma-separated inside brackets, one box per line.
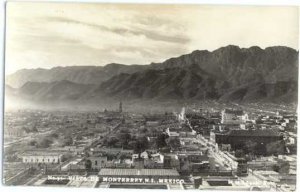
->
[219, 81, 298, 103]
[5, 45, 298, 103]
[6, 64, 148, 88]
[18, 80, 96, 100]
[97, 65, 226, 100]
[152, 45, 298, 88]
[6, 46, 298, 90]
[93, 65, 297, 102]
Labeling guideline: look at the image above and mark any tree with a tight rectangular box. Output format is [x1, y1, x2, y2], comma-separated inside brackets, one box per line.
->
[134, 136, 149, 155]
[75, 135, 83, 140]
[22, 126, 38, 133]
[28, 140, 37, 146]
[107, 137, 119, 147]
[120, 128, 130, 134]
[119, 132, 131, 148]
[62, 136, 73, 146]
[31, 125, 38, 132]
[141, 128, 148, 133]
[128, 140, 137, 149]
[50, 133, 59, 139]
[169, 137, 181, 150]
[119, 153, 131, 160]
[36, 138, 53, 148]
[235, 149, 245, 158]
[273, 161, 290, 174]
[85, 160, 92, 170]
[6, 154, 21, 162]
[102, 138, 108, 146]
[156, 132, 169, 149]
[61, 153, 73, 162]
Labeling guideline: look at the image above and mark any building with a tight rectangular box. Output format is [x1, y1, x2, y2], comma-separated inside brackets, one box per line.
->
[5, 127, 27, 137]
[214, 150, 238, 170]
[21, 151, 64, 164]
[144, 153, 164, 169]
[86, 155, 108, 170]
[178, 107, 186, 122]
[163, 154, 180, 170]
[98, 168, 184, 189]
[146, 121, 160, 126]
[92, 148, 134, 156]
[221, 109, 248, 124]
[177, 154, 210, 173]
[198, 178, 271, 191]
[247, 156, 278, 171]
[236, 158, 248, 176]
[212, 129, 283, 153]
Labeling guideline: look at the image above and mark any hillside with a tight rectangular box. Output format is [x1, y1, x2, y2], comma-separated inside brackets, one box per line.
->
[6, 64, 147, 88]
[97, 64, 221, 100]
[152, 45, 298, 87]
[18, 80, 96, 100]
[5, 45, 298, 103]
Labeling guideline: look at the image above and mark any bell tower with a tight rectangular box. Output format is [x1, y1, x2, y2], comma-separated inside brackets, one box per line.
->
[119, 101, 123, 113]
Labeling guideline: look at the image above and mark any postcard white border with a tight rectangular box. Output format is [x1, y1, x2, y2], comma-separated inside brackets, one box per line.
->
[0, 1, 299, 192]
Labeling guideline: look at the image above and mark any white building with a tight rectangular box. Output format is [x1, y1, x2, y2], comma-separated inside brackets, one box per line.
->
[221, 109, 248, 124]
[21, 151, 64, 164]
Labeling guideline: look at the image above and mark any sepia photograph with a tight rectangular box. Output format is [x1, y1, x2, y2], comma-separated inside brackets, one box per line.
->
[2, 1, 299, 191]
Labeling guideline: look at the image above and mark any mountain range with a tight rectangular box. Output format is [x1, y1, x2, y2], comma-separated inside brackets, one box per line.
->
[5, 45, 298, 104]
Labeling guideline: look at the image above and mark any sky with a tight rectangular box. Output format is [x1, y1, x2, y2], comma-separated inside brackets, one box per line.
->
[5, 2, 299, 75]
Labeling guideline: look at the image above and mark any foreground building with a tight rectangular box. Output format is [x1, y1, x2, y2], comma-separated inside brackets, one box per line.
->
[98, 168, 185, 189]
[21, 151, 64, 164]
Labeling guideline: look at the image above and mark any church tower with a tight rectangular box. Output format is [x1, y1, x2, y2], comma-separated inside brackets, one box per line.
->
[119, 101, 123, 113]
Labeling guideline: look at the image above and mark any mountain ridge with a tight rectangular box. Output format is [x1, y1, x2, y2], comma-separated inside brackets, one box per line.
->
[6, 45, 298, 88]
[5, 45, 298, 103]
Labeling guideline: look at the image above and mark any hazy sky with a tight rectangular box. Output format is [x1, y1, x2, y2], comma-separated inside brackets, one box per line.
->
[5, 2, 299, 74]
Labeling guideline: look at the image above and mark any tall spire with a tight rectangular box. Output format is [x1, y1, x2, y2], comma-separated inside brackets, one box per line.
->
[119, 101, 123, 113]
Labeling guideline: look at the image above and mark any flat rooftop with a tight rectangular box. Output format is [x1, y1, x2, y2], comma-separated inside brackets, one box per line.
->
[207, 180, 232, 186]
[21, 150, 65, 156]
[99, 168, 180, 176]
[109, 184, 168, 189]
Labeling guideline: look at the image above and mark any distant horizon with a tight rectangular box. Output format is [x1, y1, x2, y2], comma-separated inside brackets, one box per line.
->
[5, 44, 299, 75]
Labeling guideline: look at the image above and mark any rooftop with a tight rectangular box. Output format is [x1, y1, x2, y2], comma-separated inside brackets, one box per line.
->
[98, 168, 180, 176]
[226, 129, 282, 137]
[21, 150, 65, 156]
[224, 109, 244, 116]
[207, 180, 232, 186]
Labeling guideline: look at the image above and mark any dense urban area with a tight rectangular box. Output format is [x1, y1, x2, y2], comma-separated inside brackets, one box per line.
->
[3, 102, 297, 191]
